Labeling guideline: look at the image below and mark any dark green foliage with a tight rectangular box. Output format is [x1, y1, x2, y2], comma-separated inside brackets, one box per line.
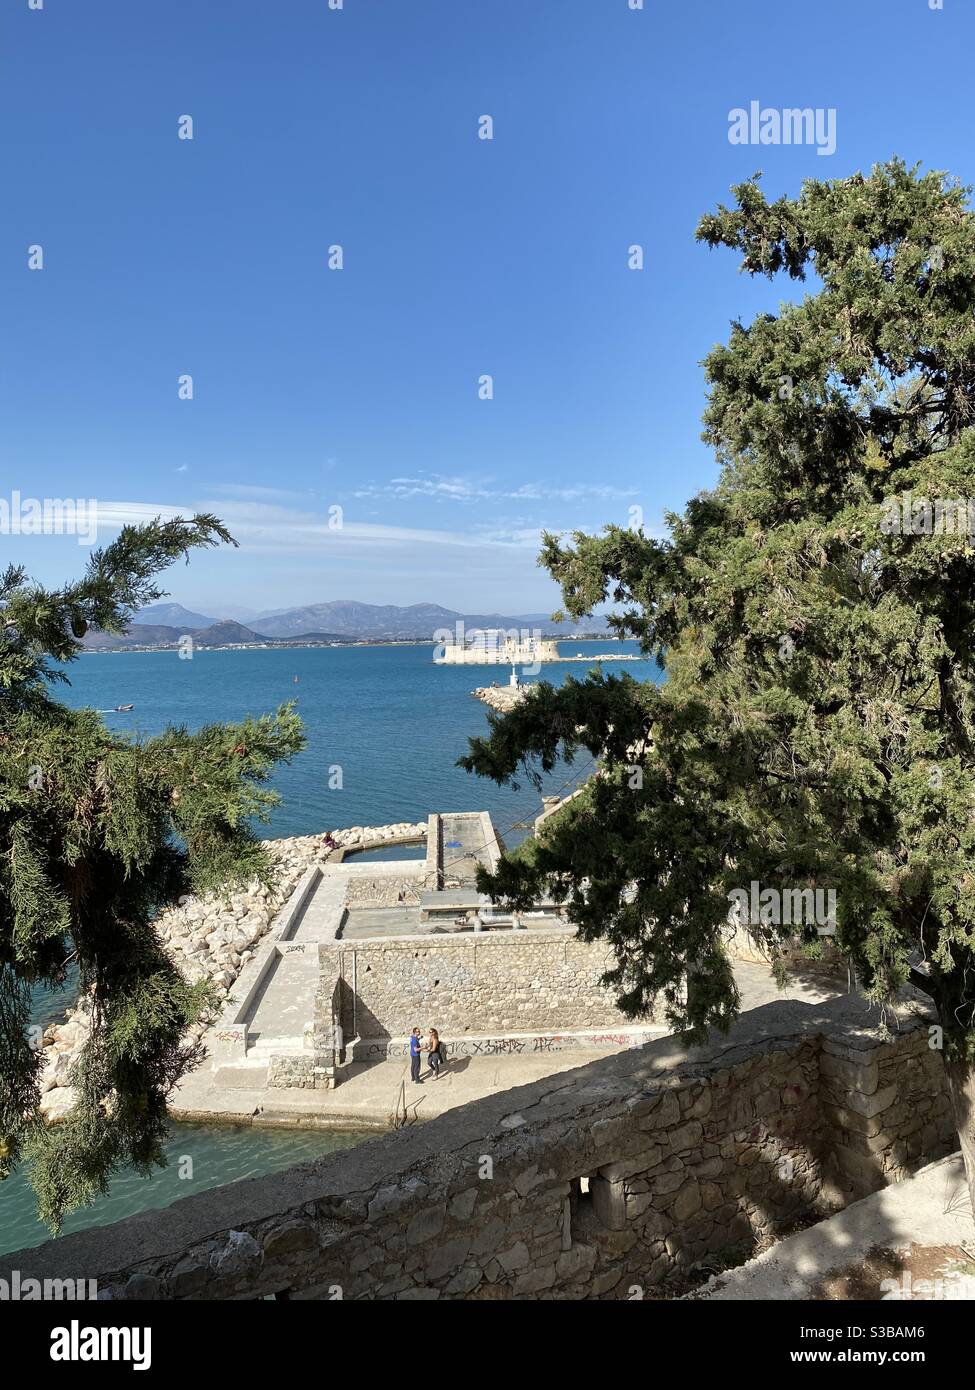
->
[0, 518, 305, 1228]
[462, 160, 975, 1052]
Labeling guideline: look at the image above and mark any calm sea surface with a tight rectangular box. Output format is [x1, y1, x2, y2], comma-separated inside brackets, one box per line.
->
[0, 1124, 364, 1257]
[63, 640, 655, 839]
[4, 641, 657, 1254]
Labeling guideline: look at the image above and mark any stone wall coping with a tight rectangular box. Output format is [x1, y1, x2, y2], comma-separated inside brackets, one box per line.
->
[1, 992, 934, 1285]
[335, 861, 427, 880]
[323, 925, 583, 953]
[475, 809, 503, 873]
[214, 865, 322, 1044]
[329, 834, 426, 866]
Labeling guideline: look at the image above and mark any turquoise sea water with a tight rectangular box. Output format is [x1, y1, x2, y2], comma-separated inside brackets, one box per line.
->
[64, 640, 654, 840]
[344, 843, 426, 862]
[4, 641, 657, 1254]
[0, 1124, 363, 1257]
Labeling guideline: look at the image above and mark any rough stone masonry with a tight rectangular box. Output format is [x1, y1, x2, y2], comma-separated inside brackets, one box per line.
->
[324, 929, 628, 1043]
[3, 992, 956, 1301]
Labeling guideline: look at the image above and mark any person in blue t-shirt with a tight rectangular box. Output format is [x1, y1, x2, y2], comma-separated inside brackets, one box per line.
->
[409, 1027, 423, 1083]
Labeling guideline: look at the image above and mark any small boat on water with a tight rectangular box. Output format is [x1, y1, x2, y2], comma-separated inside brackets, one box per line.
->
[114, 704, 134, 712]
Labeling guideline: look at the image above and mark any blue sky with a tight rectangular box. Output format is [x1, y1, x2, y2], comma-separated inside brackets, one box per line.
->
[3, 0, 970, 616]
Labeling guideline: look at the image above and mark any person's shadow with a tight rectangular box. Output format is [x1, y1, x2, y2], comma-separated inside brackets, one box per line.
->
[425, 1055, 472, 1079]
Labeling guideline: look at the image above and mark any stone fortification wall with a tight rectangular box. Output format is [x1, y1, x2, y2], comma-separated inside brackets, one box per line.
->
[324, 930, 628, 1041]
[37, 824, 425, 1120]
[7, 995, 955, 1302]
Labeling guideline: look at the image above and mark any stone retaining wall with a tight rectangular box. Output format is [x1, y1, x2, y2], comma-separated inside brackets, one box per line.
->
[342, 877, 423, 909]
[36, 824, 426, 1122]
[6, 994, 956, 1301]
[324, 930, 629, 1041]
[265, 1056, 316, 1089]
[349, 1028, 662, 1062]
[266, 973, 343, 1091]
[721, 919, 847, 975]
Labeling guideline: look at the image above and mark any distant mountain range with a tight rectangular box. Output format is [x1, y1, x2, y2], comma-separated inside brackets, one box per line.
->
[127, 600, 612, 643]
[132, 602, 260, 628]
[129, 602, 215, 629]
[82, 619, 345, 652]
[247, 601, 602, 640]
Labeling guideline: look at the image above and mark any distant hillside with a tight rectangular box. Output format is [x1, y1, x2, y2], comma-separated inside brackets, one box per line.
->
[82, 620, 348, 652]
[250, 600, 609, 640]
[192, 620, 269, 646]
[83, 620, 265, 651]
[121, 598, 615, 645]
[83, 624, 185, 651]
[132, 602, 215, 630]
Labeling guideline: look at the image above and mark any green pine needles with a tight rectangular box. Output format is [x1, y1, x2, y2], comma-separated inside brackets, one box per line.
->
[461, 160, 975, 1205]
[1, 517, 305, 1229]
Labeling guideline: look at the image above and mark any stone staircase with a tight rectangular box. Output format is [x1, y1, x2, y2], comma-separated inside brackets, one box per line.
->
[244, 1033, 308, 1061]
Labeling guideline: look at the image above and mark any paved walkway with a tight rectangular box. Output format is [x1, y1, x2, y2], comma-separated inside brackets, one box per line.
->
[440, 811, 491, 884]
[172, 957, 849, 1129]
[172, 1047, 620, 1129]
[288, 870, 353, 943]
[244, 950, 319, 1046]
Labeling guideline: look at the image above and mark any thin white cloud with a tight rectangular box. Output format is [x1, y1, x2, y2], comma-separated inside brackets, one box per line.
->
[352, 473, 640, 505]
[90, 499, 546, 552]
[24, 496, 661, 611]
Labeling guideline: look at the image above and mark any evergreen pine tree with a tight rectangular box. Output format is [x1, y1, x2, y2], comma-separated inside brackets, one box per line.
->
[461, 160, 975, 1210]
[1, 516, 304, 1229]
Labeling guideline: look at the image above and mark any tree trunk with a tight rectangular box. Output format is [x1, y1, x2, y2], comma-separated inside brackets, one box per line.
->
[941, 1054, 975, 1218]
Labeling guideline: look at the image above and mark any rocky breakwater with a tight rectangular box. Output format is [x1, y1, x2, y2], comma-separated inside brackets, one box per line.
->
[36, 821, 426, 1123]
[472, 684, 530, 713]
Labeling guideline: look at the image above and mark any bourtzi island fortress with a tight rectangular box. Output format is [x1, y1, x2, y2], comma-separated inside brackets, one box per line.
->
[434, 629, 559, 665]
[9, 795, 962, 1301]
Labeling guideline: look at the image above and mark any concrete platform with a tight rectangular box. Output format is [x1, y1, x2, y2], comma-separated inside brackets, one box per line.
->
[173, 957, 847, 1130]
[439, 811, 494, 884]
[340, 906, 424, 938]
[171, 1047, 627, 1130]
[185, 809, 853, 1136]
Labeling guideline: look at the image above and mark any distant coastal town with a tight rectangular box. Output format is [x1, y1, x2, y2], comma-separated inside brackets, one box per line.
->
[82, 634, 620, 654]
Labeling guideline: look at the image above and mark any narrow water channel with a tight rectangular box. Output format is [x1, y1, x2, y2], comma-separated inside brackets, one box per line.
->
[0, 1121, 366, 1257]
